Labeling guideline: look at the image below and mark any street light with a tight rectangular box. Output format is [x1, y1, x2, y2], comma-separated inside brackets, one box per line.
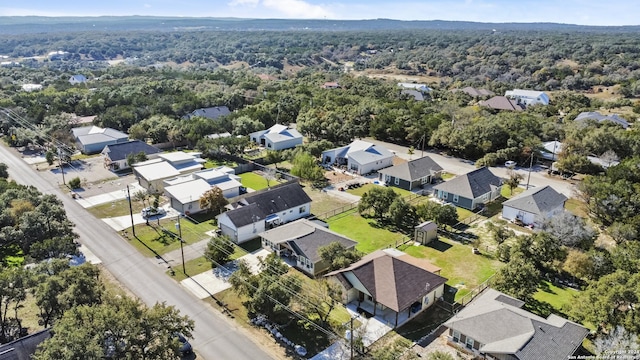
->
[175, 215, 186, 275]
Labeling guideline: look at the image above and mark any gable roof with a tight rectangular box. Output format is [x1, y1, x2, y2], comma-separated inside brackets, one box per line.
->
[479, 96, 524, 111]
[505, 89, 548, 99]
[72, 126, 129, 146]
[401, 89, 424, 101]
[434, 167, 502, 199]
[188, 106, 231, 120]
[328, 249, 446, 312]
[69, 74, 87, 82]
[378, 156, 443, 181]
[102, 140, 160, 161]
[328, 140, 394, 165]
[0, 328, 52, 360]
[164, 178, 213, 204]
[502, 185, 567, 215]
[445, 288, 588, 360]
[453, 86, 495, 97]
[574, 111, 630, 128]
[223, 182, 311, 227]
[260, 219, 357, 263]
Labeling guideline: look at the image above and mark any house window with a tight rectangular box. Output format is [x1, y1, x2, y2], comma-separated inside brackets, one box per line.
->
[441, 191, 448, 199]
[466, 337, 474, 350]
[384, 175, 391, 183]
[452, 330, 460, 343]
[394, 177, 400, 185]
[453, 194, 459, 203]
[421, 176, 429, 185]
[299, 206, 306, 213]
[267, 143, 272, 148]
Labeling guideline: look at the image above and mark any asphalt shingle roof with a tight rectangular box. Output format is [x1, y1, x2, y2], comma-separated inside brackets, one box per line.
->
[479, 96, 524, 111]
[502, 185, 567, 215]
[102, 140, 160, 161]
[378, 156, 443, 182]
[433, 167, 502, 199]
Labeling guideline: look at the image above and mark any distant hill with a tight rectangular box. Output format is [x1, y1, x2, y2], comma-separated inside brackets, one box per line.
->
[1, 16, 639, 34]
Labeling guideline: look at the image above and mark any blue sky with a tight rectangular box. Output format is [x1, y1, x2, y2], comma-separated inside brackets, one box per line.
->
[0, 0, 638, 26]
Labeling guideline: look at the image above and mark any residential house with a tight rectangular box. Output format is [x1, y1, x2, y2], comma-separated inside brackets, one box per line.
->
[183, 106, 231, 120]
[444, 288, 588, 360]
[249, 124, 303, 150]
[21, 84, 42, 92]
[132, 152, 205, 193]
[433, 167, 503, 210]
[206, 132, 232, 140]
[574, 111, 630, 129]
[452, 87, 494, 98]
[414, 221, 438, 245]
[0, 328, 52, 360]
[217, 181, 312, 244]
[260, 219, 357, 277]
[540, 140, 562, 161]
[71, 125, 129, 154]
[502, 185, 567, 227]
[322, 81, 340, 89]
[327, 248, 447, 328]
[48, 50, 69, 60]
[163, 167, 242, 214]
[479, 96, 524, 111]
[400, 89, 424, 101]
[505, 89, 550, 107]
[378, 156, 443, 191]
[398, 82, 432, 93]
[101, 140, 161, 171]
[322, 140, 394, 175]
[69, 74, 87, 85]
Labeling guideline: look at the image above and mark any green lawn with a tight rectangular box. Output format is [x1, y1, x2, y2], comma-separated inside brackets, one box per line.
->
[239, 172, 282, 191]
[533, 280, 580, 317]
[346, 183, 413, 198]
[326, 209, 405, 253]
[86, 198, 147, 218]
[456, 206, 476, 221]
[566, 198, 588, 218]
[398, 237, 503, 301]
[204, 159, 238, 169]
[501, 185, 524, 199]
[304, 187, 353, 217]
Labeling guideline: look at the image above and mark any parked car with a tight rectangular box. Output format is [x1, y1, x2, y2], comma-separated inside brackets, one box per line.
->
[505, 160, 517, 168]
[174, 333, 192, 356]
[141, 207, 166, 219]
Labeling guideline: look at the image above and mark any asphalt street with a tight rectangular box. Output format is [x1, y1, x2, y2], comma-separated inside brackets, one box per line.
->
[0, 144, 273, 360]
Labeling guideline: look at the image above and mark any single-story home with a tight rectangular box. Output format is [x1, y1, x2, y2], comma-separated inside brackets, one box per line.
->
[401, 89, 424, 101]
[504, 89, 550, 107]
[71, 125, 129, 154]
[260, 219, 357, 277]
[398, 82, 432, 93]
[249, 124, 303, 150]
[164, 167, 242, 214]
[433, 167, 503, 210]
[502, 185, 567, 228]
[322, 140, 394, 175]
[322, 81, 340, 89]
[574, 111, 630, 129]
[183, 106, 231, 120]
[327, 248, 447, 328]
[540, 140, 562, 161]
[415, 221, 438, 245]
[479, 96, 524, 111]
[217, 181, 312, 244]
[444, 288, 588, 360]
[378, 156, 443, 191]
[101, 140, 161, 171]
[132, 151, 205, 193]
[451, 87, 494, 98]
[69, 74, 87, 85]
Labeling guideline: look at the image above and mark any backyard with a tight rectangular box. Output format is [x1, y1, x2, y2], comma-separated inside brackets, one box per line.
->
[326, 209, 406, 253]
[345, 183, 413, 198]
[239, 171, 282, 191]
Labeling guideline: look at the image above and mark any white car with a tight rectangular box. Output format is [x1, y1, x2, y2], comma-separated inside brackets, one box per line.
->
[141, 207, 166, 219]
[505, 160, 517, 168]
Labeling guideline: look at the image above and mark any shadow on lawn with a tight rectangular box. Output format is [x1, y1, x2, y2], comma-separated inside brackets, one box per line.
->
[524, 299, 559, 318]
[427, 239, 453, 252]
[538, 281, 557, 295]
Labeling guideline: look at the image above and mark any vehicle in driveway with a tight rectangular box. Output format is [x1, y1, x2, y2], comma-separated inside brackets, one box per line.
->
[141, 207, 166, 218]
[174, 333, 192, 356]
[505, 160, 517, 168]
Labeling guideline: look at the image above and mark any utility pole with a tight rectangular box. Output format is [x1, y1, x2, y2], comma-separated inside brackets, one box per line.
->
[350, 316, 354, 360]
[57, 147, 66, 185]
[126, 185, 136, 237]
[526, 151, 534, 190]
[175, 215, 186, 275]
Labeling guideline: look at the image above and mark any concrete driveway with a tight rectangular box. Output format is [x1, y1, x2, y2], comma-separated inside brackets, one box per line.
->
[101, 205, 180, 232]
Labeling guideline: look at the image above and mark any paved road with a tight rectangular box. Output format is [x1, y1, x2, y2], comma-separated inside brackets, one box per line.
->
[0, 144, 273, 360]
[365, 138, 578, 198]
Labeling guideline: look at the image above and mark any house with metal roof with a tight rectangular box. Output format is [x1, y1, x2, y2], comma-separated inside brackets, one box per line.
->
[502, 185, 567, 227]
[505, 89, 550, 107]
[574, 111, 630, 129]
[163, 167, 242, 215]
[378, 156, 443, 191]
[249, 124, 303, 150]
[444, 288, 588, 359]
[259, 219, 357, 277]
[217, 181, 312, 244]
[400, 89, 425, 101]
[321, 140, 394, 175]
[327, 248, 446, 328]
[71, 125, 129, 154]
[101, 140, 161, 171]
[132, 152, 205, 193]
[69, 74, 87, 85]
[433, 167, 503, 210]
[183, 106, 231, 120]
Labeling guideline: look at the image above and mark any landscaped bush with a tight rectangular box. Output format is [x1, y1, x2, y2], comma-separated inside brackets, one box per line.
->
[68, 177, 82, 189]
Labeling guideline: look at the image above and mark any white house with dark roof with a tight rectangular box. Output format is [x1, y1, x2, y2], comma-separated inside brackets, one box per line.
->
[378, 156, 443, 191]
[322, 140, 394, 175]
[183, 106, 231, 120]
[249, 124, 303, 150]
[132, 152, 205, 193]
[101, 140, 161, 171]
[574, 111, 630, 129]
[217, 182, 312, 244]
[505, 89, 550, 107]
[259, 219, 357, 277]
[502, 185, 567, 228]
[444, 288, 588, 360]
[433, 167, 503, 210]
[327, 248, 447, 328]
[71, 125, 129, 154]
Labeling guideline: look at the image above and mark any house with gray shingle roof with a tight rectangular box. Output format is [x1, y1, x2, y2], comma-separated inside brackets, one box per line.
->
[249, 124, 303, 150]
[433, 167, 503, 210]
[378, 156, 443, 191]
[101, 140, 161, 171]
[322, 140, 394, 175]
[259, 219, 357, 277]
[479, 96, 524, 111]
[444, 288, 588, 360]
[574, 111, 630, 129]
[183, 106, 231, 120]
[217, 181, 312, 244]
[327, 248, 447, 328]
[502, 185, 567, 228]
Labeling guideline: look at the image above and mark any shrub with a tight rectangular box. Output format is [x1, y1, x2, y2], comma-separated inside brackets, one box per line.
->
[68, 177, 82, 189]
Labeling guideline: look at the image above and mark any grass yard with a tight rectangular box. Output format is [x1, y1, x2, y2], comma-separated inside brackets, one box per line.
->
[346, 183, 413, 198]
[123, 215, 216, 257]
[304, 187, 353, 217]
[532, 280, 580, 318]
[501, 185, 524, 199]
[204, 159, 238, 169]
[239, 172, 282, 191]
[398, 237, 503, 301]
[565, 198, 588, 218]
[326, 209, 405, 253]
[86, 198, 147, 218]
[456, 206, 476, 221]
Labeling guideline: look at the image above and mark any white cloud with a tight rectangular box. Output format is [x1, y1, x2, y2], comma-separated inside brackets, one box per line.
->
[228, 0, 260, 6]
[262, 0, 333, 19]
